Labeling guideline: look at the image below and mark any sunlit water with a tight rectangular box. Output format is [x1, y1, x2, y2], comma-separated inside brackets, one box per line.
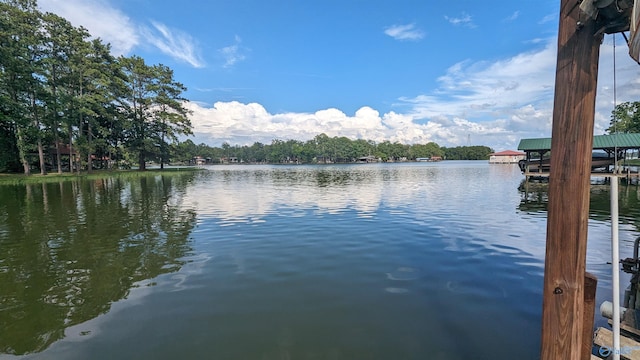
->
[1, 161, 639, 360]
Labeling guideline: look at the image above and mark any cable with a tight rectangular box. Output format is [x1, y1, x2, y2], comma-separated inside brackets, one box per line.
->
[611, 32, 621, 360]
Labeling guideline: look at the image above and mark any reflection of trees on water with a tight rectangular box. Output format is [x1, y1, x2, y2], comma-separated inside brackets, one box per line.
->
[312, 167, 388, 188]
[0, 175, 196, 355]
[517, 180, 640, 228]
[517, 182, 549, 213]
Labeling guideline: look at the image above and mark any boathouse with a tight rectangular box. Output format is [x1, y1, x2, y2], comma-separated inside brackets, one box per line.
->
[357, 155, 377, 163]
[488, 150, 526, 164]
[517, 133, 640, 179]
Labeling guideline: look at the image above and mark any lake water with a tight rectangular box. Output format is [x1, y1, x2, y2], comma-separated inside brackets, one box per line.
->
[1, 161, 639, 360]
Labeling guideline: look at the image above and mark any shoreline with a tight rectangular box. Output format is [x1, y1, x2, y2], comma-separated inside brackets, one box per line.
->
[0, 167, 202, 185]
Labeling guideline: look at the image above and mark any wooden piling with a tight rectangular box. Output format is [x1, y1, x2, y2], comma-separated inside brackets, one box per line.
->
[540, 1, 603, 359]
[582, 273, 598, 360]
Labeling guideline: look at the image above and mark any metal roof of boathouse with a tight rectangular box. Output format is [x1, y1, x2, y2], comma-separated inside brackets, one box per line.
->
[489, 150, 526, 156]
[517, 133, 640, 152]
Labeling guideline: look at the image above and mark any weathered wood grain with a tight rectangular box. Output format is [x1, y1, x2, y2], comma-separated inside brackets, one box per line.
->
[540, 0, 603, 359]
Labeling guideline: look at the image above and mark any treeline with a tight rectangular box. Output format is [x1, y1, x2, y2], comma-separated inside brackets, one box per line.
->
[173, 134, 494, 164]
[0, 0, 191, 174]
[0, 0, 494, 174]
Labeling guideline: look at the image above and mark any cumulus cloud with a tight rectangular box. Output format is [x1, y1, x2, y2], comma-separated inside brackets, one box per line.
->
[445, 13, 476, 28]
[141, 21, 205, 68]
[400, 39, 557, 124]
[384, 24, 425, 41]
[390, 39, 556, 149]
[187, 101, 421, 146]
[220, 36, 247, 68]
[185, 36, 640, 152]
[594, 35, 640, 133]
[185, 100, 516, 150]
[395, 36, 640, 148]
[39, 0, 138, 55]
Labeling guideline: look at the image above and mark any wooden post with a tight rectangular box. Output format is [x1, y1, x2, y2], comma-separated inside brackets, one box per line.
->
[540, 1, 602, 359]
[582, 273, 598, 360]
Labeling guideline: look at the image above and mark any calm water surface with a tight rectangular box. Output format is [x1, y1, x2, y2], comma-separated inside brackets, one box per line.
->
[1, 161, 639, 360]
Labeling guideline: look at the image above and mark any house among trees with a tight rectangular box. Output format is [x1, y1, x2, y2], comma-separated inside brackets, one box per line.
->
[193, 156, 206, 165]
[357, 155, 378, 163]
[219, 157, 240, 164]
[488, 150, 526, 164]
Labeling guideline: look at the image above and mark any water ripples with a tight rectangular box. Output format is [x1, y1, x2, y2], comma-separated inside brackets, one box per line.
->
[4, 162, 639, 360]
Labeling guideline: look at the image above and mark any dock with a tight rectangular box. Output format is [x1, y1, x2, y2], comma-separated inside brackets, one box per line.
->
[521, 169, 640, 182]
[593, 308, 640, 359]
[517, 134, 640, 183]
[536, 0, 638, 358]
[532, 0, 640, 357]
[591, 237, 640, 359]
[593, 326, 640, 359]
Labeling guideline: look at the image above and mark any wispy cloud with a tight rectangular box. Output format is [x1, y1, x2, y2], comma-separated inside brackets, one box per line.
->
[384, 24, 425, 41]
[187, 39, 560, 150]
[219, 36, 247, 68]
[141, 21, 205, 68]
[185, 36, 640, 151]
[39, 0, 206, 68]
[525, 38, 547, 44]
[593, 35, 640, 133]
[504, 11, 520, 22]
[38, 0, 138, 55]
[539, 13, 556, 24]
[398, 38, 558, 144]
[445, 13, 476, 28]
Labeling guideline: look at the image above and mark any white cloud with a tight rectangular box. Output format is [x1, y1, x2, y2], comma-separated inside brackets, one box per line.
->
[445, 13, 476, 28]
[184, 36, 640, 152]
[185, 100, 520, 151]
[594, 35, 640, 133]
[219, 36, 247, 68]
[38, 0, 138, 55]
[400, 39, 557, 124]
[141, 21, 205, 68]
[186, 101, 431, 146]
[39, 0, 206, 67]
[384, 24, 425, 41]
[395, 36, 640, 149]
[504, 11, 520, 22]
[539, 13, 556, 24]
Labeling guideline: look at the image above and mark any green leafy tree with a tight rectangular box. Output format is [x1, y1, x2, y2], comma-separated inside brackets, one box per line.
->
[40, 11, 76, 173]
[313, 133, 331, 163]
[119, 56, 152, 170]
[221, 141, 231, 161]
[0, 0, 45, 175]
[0, 1, 193, 174]
[248, 142, 266, 163]
[150, 64, 191, 169]
[607, 101, 640, 133]
[76, 39, 120, 173]
[173, 139, 197, 163]
[443, 145, 493, 160]
[119, 56, 190, 170]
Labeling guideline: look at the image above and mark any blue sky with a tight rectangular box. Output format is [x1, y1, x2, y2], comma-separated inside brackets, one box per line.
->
[39, 0, 640, 150]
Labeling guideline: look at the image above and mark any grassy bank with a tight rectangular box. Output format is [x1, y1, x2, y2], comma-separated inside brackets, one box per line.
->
[0, 167, 202, 185]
